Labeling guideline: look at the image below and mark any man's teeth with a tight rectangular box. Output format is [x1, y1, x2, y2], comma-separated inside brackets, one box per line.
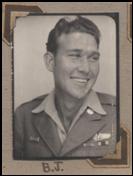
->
[73, 78, 88, 83]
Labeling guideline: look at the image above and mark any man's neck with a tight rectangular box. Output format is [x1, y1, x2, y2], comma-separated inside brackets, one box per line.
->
[55, 89, 84, 131]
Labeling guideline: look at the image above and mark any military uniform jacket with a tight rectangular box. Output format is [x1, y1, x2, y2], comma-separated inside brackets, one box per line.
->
[14, 90, 117, 159]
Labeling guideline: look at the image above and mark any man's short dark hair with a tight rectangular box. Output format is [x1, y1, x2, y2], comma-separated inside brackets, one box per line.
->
[46, 16, 101, 55]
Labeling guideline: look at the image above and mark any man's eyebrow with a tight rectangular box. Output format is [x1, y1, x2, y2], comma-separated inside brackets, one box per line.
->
[90, 51, 100, 56]
[66, 49, 82, 53]
[67, 49, 100, 56]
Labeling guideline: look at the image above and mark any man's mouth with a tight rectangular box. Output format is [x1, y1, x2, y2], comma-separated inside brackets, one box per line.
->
[71, 77, 90, 83]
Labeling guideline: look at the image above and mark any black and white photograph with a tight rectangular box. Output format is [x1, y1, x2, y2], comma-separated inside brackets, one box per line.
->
[13, 14, 118, 160]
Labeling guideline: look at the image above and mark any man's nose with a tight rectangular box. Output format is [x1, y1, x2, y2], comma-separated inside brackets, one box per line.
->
[77, 57, 90, 73]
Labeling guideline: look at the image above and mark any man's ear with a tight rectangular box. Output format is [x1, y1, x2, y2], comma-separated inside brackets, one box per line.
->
[44, 52, 55, 72]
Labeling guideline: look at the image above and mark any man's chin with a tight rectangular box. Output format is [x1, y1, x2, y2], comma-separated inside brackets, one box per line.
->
[69, 90, 90, 100]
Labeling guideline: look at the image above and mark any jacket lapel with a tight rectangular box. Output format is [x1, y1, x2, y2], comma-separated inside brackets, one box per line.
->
[32, 112, 62, 156]
[59, 112, 106, 156]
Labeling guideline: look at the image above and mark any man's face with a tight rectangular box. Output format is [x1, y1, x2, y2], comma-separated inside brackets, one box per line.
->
[53, 32, 100, 99]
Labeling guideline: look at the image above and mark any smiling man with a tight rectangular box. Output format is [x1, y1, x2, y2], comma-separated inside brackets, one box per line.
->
[14, 16, 117, 159]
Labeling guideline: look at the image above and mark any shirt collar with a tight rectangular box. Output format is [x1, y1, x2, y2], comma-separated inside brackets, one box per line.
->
[32, 90, 65, 132]
[32, 89, 107, 116]
[85, 90, 107, 115]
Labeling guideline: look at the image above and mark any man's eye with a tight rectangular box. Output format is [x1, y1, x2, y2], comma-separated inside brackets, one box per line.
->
[89, 56, 99, 62]
[68, 54, 81, 57]
[93, 56, 99, 60]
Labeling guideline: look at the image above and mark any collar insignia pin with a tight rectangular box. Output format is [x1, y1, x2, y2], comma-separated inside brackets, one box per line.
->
[87, 108, 94, 115]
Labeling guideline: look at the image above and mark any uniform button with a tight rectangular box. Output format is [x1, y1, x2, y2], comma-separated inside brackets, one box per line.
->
[98, 141, 102, 146]
[83, 143, 87, 147]
[105, 140, 109, 145]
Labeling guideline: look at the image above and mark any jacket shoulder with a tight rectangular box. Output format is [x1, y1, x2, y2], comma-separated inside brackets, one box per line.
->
[97, 92, 116, 106]
[15, 94, 48, 112]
